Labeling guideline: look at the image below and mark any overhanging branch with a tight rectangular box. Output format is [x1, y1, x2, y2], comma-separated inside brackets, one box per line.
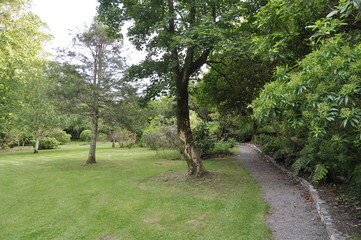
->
[205, 62, 234, 89]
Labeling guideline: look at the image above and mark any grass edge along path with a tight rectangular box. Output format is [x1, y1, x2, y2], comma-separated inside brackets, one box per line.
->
[0, 143, 271, 240]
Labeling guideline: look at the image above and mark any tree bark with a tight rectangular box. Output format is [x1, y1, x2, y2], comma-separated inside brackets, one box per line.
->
[34, 137, 40, 154]
[176, 84, 207, 177]
[87, 108, 99, 164]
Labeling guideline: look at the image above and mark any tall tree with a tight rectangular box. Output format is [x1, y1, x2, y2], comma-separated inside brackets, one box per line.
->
[0, 0, 49, 144]
[98, 0, 245, 177]
[54, 21, 124, 164]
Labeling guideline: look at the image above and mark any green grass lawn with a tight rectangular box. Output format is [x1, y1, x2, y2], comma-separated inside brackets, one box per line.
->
[0, 143, 270, 240]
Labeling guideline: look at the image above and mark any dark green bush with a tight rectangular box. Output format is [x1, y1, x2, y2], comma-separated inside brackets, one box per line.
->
[193, 123, 215, 157]
[236, 122, 253, 142]
[347, 164, 361, 208]
[273, 147, 298, 166]
[211, 138, 235, 155]
[254, 134, 281, 154]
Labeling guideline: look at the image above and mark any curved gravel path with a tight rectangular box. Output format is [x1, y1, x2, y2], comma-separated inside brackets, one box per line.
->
[236, 144, 329, 240]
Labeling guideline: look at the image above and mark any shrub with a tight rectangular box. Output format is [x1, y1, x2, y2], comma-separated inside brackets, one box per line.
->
[48, 128, 71, 145]
[211, 138, 235, 155]
[79, 130, 92, 142]
[142, 129, 169, 151]
[193, 123, 215, 157]
[236, 122, 253, 142]
[349, 164, 361, 206]
[142, 126, 181, 152]
[38, 137, 59, 150]
[98, 133, 108, 142]
[273, 147, 298, 166]
[253, 38, 361, 182]
[254, 134, 281, 155]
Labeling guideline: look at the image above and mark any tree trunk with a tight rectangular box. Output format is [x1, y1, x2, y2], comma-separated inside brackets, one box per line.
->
[87, 109, 99, 164]
[176, 83, 207, 177]
[34, 137, 40, 154]
[167, 0, 208, 177]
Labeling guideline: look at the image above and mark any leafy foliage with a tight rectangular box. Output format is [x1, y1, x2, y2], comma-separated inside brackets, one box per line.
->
[211, 138, 236, 155]
[253, 37, 361, 182]
[0, 0, 51, 147]
[193, 123, 215, 157]
[48, 129, 71, 145]
[36, 137, 59, 150]
[252, 0, 338, 63]
[80, 130, 92, 142]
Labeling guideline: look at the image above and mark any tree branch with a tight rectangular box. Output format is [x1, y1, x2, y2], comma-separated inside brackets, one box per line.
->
[206, 62, 234, 89]
[167, 0, 181, 80]
[205, 59, 226, 66]
[189, 49, 211, 75]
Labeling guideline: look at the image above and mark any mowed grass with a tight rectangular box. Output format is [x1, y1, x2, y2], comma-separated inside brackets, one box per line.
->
[0, 143, 270, 240]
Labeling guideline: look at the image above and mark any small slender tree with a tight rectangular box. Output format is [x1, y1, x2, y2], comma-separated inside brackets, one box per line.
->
[54, 20, 124, 164]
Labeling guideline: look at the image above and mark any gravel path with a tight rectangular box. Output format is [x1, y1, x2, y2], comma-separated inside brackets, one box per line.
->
[236, 144, 329, 240]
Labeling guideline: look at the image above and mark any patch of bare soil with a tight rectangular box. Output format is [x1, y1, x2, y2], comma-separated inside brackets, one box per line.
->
[185, 213, 208, 230]
[137, 182, 147, 190]
[151, 171, 222, 182]
[317, 185, 361, 239]
[143, 212, 164, 229]
[153, 161, 182, 167]
[0, 147, 32, 153]
[151, 170, 247, 200]
[202, 153, 233, 159]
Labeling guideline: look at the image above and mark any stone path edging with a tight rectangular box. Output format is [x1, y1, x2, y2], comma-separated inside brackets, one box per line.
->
[246, 143, 349, 240]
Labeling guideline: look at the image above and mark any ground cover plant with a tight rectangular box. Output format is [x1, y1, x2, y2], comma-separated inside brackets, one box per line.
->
[0, 143, 270, 240]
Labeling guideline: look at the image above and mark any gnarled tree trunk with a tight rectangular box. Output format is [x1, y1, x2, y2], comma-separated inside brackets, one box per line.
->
[176, 83, 207, 177]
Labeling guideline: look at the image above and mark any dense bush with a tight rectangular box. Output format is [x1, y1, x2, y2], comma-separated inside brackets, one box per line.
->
[349, 164, 361, 205]
[38, 137, 59, 150]
[48, 128, 71, 145]
[211, 138, 235, 155]
[254, 134, 282, 155]
[253, 37, 361, 183]
[193, 123, 215, 157]
[236, 121, 253, 142]
[79, 130, 92, 142]
[142, 126, 181, 152]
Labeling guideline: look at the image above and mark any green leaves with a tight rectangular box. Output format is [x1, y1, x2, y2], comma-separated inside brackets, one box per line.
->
[312, 164, 328, 183]
[253, 37, 361, 182]
[0, 0, 50, 141]
[252, 0, 334, 63]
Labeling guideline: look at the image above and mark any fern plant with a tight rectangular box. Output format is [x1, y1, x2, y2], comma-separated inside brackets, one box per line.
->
[312, 164, 328, 183]
[292, 156, 312, 174]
